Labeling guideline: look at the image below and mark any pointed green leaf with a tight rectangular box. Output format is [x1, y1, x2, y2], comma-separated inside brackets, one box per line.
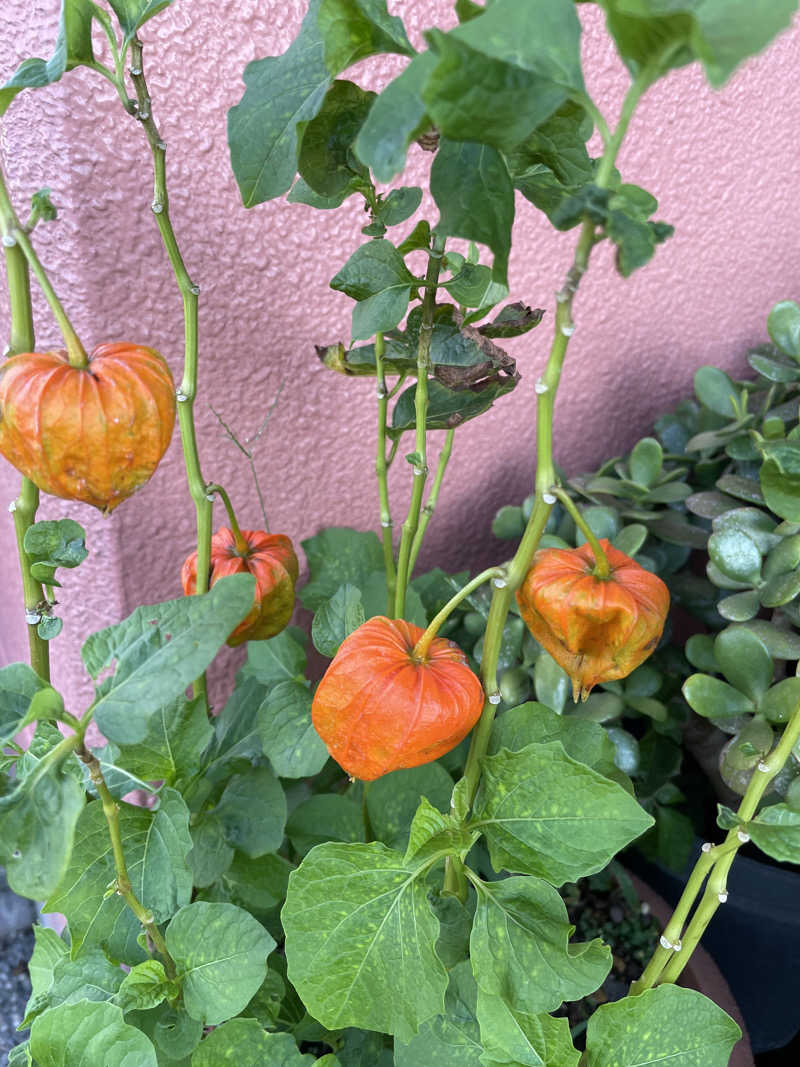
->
[221, 851, 293, 915]
[84, 575, 255, 745]
[404, 797, 477, 865]
[246, 627, 307, 686]
[312, 583, 366, 657]
[476, 986, 580, 1067]
[297, 79, 374, 198]
[214, 763, 286, 857]
[258, 679, 329, 778]
[367, 762, 454, 851]
[192, 1019, 314, 1065]
[113, 695, 213, 785]
[26, 926, 68, 1006]
[107, 1, 173, 42]
[378, 186, 422, 226]
[0, 662, 51, 748]
[584, 984, 741, 1066]
[282, 841, 448, 1040]
[115, 959, 174, 1012]
[331, 238, 418, 341]
[300, 527, 385, 610]
[318, 0, 413, 73]
[394, 961, 483, 1066]
[472, 742, 653, 884]
[188, 811, 234, 888]
[166, 902, 273, 1025]
[30, 1001, 157, 1065]
[286, 794, 365, 856]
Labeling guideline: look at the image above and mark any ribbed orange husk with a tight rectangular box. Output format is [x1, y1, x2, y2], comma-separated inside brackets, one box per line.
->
[311, 616, 484, 781]
[516, 539, 669, 702]
[0, 343, 176, 513]
[181, 527, 299, 647]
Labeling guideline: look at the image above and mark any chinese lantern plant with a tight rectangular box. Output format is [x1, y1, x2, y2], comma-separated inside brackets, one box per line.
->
[0, 2, 798, 1067]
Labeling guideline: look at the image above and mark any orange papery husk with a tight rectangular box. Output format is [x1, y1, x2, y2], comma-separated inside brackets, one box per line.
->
[181, 527, 299, 647]
[311, 616, 485, 781]
[516, 539, 669, 702]
[0, 342, 176, 513]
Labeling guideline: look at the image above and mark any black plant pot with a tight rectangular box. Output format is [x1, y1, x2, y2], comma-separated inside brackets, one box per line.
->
[627, 841, 800, 1055]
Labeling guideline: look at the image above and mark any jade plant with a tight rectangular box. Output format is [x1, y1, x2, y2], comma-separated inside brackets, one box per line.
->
[1, 2, 799, 1066]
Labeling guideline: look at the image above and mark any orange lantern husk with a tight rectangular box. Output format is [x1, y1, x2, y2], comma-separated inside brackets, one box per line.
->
[181, 527, 299, 646]
[516, 539, 669, 702]
[311, 616, 485, 781]
[0, 343, 176, 513]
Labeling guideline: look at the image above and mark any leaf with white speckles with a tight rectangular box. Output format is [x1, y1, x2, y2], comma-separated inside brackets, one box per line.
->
[30, 1001, 157, 1067]
[472, 742, 653, 885]
[469, 875, 610, 1015]
[191, 1018, 314, 1065]
[393, 961, 484, 1066]
[282, 841, 448, 1041]
[584, 985, 741, 1067]
[476, 986, 580, 1067]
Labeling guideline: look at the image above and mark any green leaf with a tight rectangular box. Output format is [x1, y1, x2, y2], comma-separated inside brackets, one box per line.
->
[23, 518, 88, 587]
[192, 1019, 314, 1065]
[489, 701, 621, 783]
[84, 575, 255, 745]
[258, 680, 329, 778]
[735, 620, 800, 660]
[629, 437, 663, 486]
[26, 925, 68, 1007]
[761, 456, 800, 522]
[694, 365, 738, 417]
[331, 238, 418, 341]
[377, 186, 422, 226]
[533, 651, 570, 714]
[188, 812, 234, 888]
[712, 505, 780, 554]
[22, 945, 124, 1027]
[114, 696, 213, 786]
[227, 0, 331, 206]
[476, 986, 580, 1067]
[404, 797, 478, 865]
[760, 677, 800, 724]
[584, 984, 741, 1066]
[283, 841, 448, 1040]
[431, 139, 514, 286]
[107, 1, 173, 43]
[707, 527, 761, 583]
[312, 583, 366, 657]
[300, 527, 386, 610]
[0, 760, 84, 899]
[222, 851, 293, 915]
[479, 302, 545, 339]
[166, 902, 274, 1025]
[287, 794, 365, 856]
[297, 79, 374, 198]
[215, 764, 286, 857]
[0, 662, 51, 747]
[45, 789, 193, 960]
[747, 803, 800, 863]
[682, 674, 754, 720]
[127, 1001, 203, 1062]
[30, 1001, 157, 1067]
[717, 589, 760, 622]
[492, 505, 526, 540]
[442, 262, 508, 312]
[768, 299, 800, 359]
[394, 961, 483, 1066]
[390, 374, 518, 436]
[367, 762, 454, 850]
[714, 626, 773, 703]
[317, 0, 414, 73]
[246, 627, 307, 686]
[116, 959, 174, 1013]
[472, 742, 653, 884]
[0, 0, 96, 116]
[760, 566, 800, 608]
[353, 51, 437, 182]
[471, 875, 610, 1015]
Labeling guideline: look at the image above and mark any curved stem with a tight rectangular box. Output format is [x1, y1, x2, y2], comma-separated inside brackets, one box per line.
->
[77, 744, 178, 980]
[552, 487, 610, 578]
[0, 167, 87, 368]
[374, 331, 397, 615]
[126, 37, 212, 703]
[207, 483, 248, 555]
[394, 235, 445, 617]
[408, 427, 455, 576]
[412, 567, 505, 660]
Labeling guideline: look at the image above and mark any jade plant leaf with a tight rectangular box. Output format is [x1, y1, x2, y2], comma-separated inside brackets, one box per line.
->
[472, 742, 653, 884]
[469, 875, 611, 1014]
[768, 299, 800, 359]
[84, 575, 255, 745]
[584, 984, 741, 1066]
[29, 1000, 157, 1067]
[165, 902, 274, 1025]
[746, 803, 800, 864]
[282, 841, 448, 1040]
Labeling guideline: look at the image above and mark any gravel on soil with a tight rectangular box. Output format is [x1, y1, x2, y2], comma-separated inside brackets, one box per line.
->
[0, 925, 34, 1062]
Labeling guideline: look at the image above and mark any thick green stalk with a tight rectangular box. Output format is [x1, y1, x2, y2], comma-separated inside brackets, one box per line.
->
[207, 483, 248, 555]
[651, 700, 800, 987]
[408, 427, 455, 576]
[128, 39, 212, 702]
[374, 331, 397, 614]
[78, 745, 177, 979]
[394, 235, 445, 617]
[0, 167, 51, 680]
[552, 487, 610, 578]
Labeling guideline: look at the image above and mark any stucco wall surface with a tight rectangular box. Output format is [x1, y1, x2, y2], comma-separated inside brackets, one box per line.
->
[1, 1, 799, 709]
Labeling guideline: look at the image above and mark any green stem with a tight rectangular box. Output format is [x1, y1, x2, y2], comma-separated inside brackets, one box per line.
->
[394, 235, 445, 617]
[375, 331, 397, 615]
[0, 168, 51, 681]
[652, 700, 800, 987]
[413, 567, 505, 660]
[127, 38, 212, 704]
[77, 745, 178, 980]
[552, 488, 610, 578]
[408, 428, 455, 576]
[0, 166, 87, 367]
[362, 781, 374, 843]
[207, 483, 248, 555]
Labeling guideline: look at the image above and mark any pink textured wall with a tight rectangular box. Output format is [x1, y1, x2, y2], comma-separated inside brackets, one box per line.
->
[1, 2, 799, 710]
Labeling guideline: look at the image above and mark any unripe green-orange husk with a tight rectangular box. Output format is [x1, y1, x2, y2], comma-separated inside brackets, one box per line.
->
[0, 342, 176, 513]
[516, 539, 669, 702]
[311, 616, 484, 781]
[181, 527, 299, 646]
